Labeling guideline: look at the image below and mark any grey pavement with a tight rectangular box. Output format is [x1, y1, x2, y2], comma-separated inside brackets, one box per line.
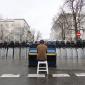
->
[0, 48, 85, 85]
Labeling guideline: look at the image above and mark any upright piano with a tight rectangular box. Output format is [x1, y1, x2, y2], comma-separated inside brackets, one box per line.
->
[28, 43, 56, 67]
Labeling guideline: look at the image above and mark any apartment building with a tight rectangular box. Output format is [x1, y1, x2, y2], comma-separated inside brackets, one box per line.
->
[0, 19, 33, 42]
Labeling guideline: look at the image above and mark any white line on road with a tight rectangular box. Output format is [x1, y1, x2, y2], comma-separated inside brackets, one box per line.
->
[52, 74, 70, 77]
[27, 74, 45, 77]
[0, 74, 20, 77]
[75, 73, 85, 77]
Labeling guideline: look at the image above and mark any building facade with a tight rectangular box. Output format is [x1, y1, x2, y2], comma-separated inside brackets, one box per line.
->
[0, 19, 33, 42]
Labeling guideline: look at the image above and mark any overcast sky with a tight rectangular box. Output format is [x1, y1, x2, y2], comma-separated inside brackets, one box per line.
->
[0, 0, 65, 39]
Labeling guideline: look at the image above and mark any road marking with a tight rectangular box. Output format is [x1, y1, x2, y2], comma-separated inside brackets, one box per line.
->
[52, 74, 70, 77]
[0, 74, 20, 77]
[75, 73, 85, 77]
[27, 74, 45, 77]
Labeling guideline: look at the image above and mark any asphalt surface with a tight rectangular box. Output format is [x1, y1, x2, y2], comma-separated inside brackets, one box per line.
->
[0, 48, 85, 85]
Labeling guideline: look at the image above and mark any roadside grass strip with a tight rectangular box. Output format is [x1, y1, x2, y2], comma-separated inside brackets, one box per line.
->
[52, 74, 70, 77]
[75, 73, 85, 77]
[0, 74, 20, 77]
[27, 74, 45, 77]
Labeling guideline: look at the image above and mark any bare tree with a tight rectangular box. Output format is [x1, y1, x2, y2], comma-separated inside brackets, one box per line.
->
[29, 29, 42, 42]
[51, 0, 85, 41]
[29, 28, 35, 42]
[0, 24, 9, 42]
[64, 0, 85, 40]
[36, 31, 42, 41]
[26, 30, 34, 42]
[52, 10, 72, 40]
[0, 24, 4, 41]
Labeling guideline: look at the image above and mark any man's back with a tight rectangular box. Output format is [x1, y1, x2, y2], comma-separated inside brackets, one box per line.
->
[37, 44, 47, 61]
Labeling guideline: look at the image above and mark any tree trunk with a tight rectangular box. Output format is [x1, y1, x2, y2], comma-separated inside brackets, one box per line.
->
[73, 13, 78, 41]
[61, 24, 65, 40]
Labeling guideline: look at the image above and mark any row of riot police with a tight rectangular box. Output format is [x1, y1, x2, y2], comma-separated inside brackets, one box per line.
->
[56, 40, 85, 48]
[0, 41, 29, 48]
[0, 40, 85, 48]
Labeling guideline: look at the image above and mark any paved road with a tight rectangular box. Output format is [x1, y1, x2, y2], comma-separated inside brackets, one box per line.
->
[0, 59, 85, 85]
[0, 48, 85, 85]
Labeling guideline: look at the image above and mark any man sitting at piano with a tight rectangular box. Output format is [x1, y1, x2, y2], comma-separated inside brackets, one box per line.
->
[37, 40, 47, 61]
